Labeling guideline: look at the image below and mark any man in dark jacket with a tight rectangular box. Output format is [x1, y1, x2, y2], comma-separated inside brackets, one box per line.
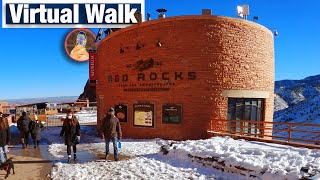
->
[101, 107, 122, 161]
[17, 111, 31, 149]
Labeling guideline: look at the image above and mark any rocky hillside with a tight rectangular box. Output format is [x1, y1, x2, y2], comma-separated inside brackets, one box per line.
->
[78, 80, 96, 102]
[274, 94, 289, 111]
[274, 74, 320, 124]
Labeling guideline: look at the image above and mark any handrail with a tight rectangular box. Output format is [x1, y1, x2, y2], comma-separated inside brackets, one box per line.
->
[208, 119, 320, 148]
[213, 119, 320, 127]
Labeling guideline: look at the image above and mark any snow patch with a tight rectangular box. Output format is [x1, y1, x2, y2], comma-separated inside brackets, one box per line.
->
[161, 136, 320, 179]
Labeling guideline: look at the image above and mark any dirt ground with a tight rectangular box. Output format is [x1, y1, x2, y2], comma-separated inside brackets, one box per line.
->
[1, 125, 127, 180]
[0, 146, 52, 180]
[2, 128, 54, 180]
[0, 140, 131, 179]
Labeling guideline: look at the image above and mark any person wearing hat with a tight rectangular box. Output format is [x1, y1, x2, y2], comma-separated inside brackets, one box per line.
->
[60, 110, 81, 163]
[17, 111, 31, 149]
[101, 107, 122, 161]
[0, 112, 10, 165]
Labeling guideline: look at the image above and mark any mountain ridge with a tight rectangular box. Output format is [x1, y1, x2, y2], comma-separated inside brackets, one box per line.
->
[274, 74, 320, 125]
[3, 96, 79, 105]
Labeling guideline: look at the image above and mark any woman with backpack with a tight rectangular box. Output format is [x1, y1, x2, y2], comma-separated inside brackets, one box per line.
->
[60, 110, 81, 163]
[0, 112, 11, 165]
[29, 114, 44, 148]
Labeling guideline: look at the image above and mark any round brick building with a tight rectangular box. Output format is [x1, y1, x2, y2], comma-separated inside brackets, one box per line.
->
[94, 15, 274, 140]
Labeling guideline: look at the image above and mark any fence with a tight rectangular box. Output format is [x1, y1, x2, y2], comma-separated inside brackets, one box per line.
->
[208, 120, 320, 149]
[46, 115, 97, 127]
[81, 107, 97, 111]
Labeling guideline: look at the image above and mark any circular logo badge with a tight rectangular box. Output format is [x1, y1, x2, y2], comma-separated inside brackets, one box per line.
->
[64, 28, 96, 62]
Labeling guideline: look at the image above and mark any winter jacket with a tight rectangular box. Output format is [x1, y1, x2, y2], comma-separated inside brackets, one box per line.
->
[17, 115, 31, 132]
[60, 116, 80, 146]
[29, 120, 44, 141]
[101, 115, 122, 139]
[0, 122, 11, 147]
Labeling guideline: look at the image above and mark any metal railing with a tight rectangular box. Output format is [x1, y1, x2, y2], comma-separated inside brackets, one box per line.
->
[46, 115, 97, 127]
[81, 107, 97, 111]
[46, 116, 68, 127]
[208, 120, 320, 148]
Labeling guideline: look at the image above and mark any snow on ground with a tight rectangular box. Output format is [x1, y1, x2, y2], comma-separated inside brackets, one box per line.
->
[51, 156, 218, 180]
[48, 140, 160, 159]
[163, 136, 320, 179]
[48, 110, 97, 123]
[49, 134, 222, 179]
[45, 125, 320, 179]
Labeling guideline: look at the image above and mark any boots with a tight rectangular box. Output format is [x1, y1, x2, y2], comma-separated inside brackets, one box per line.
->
[74, 153, 77, 160]
[67, 155, 71, 163]
[37, 140, 40, 148]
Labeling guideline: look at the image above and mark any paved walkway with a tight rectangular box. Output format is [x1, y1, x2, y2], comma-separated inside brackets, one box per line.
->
[2, 125, 127, 179]
[0, 126, 53, 180]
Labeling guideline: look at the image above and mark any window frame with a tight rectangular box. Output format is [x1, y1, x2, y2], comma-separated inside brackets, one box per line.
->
[227, 98, 264, 121]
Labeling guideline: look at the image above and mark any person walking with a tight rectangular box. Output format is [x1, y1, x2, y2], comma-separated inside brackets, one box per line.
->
[0, 112, 11, 166]
[60, 110, 80, 163]
[29, 114, 44, 148]
[17, 111, 31, 149]
[101, 107, 122, 161]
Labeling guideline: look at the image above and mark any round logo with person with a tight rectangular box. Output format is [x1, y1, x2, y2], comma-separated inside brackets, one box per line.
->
[64, 28, 96, 62]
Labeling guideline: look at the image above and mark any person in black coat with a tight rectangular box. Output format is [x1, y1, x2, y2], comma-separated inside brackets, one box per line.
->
[29, 115, 44, 148]
[17, 111, 31, 149]
[0, 112, 11, 165]
[60, 110, 80, 163]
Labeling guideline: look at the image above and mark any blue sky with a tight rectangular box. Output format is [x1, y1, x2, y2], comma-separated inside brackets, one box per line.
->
[0, 0, 319, 99]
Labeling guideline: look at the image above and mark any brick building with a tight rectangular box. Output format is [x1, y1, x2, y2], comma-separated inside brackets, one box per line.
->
[94, 15, 275, 140]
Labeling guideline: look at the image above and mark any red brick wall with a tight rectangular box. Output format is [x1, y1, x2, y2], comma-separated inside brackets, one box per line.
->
[95, 16, 274, 140]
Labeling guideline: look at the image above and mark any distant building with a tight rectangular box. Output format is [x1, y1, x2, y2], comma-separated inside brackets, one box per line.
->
[57, 99, 93, 113]
[0, 101, 9, 113]
[15, 102, 58, 121]
[93, 14, 275, 140]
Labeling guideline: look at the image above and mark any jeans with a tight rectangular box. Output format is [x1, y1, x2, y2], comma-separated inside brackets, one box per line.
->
[105, 137, 118, 159]
[0, 145, 8, 164]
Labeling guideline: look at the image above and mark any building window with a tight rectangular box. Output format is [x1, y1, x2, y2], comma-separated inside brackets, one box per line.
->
[227, 98, 264, 134]
[162, 104, 182, 124]
[227, 98, 263, 121]
[133, 103, 155, 127]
